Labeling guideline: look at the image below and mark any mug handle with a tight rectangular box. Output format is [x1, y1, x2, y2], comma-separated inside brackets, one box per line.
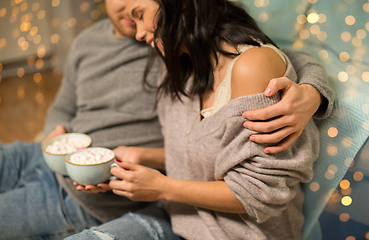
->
[109, 162, 119, 180]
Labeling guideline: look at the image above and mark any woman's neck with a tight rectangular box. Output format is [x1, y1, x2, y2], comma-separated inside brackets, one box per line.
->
[201, 42, 238, 110]
[212, 42, 238, 88]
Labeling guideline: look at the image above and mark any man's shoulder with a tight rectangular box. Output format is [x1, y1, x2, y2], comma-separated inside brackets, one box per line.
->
[79, 18, 110, 37]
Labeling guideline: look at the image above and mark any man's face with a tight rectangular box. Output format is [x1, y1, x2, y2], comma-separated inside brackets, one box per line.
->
[105, 0, 137, 38]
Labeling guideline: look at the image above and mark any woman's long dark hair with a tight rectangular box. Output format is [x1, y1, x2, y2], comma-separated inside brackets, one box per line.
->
[148, 0, 276, 101]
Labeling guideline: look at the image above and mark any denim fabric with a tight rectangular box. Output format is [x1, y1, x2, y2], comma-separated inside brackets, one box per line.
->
[65, 201, 184, 240]
[0, 141, 101, 240]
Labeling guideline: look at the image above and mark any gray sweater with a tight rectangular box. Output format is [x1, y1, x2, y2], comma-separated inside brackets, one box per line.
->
[158, 53, 320, 239]
[44, 19, 163, 223]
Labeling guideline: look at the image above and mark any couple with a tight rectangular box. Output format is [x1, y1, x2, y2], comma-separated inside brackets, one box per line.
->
[0, 0, 334, 239]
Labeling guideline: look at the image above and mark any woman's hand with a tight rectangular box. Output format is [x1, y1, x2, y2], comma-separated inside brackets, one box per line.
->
[113, 146, 166, 170]
[109, 160, 168, 202]
[242, 77, 322, 154]
[73, 182, 111, 193]
[113, 146, 144, 165]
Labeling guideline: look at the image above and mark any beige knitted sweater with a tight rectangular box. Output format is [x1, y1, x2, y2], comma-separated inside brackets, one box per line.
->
[158, 49, 320, 240]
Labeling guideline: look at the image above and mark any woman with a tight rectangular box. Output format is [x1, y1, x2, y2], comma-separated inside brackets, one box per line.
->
[108, 0, 320, 239]
[66, 0, 322, 239]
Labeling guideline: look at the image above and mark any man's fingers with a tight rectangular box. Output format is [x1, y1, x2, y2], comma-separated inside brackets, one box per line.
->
[249, 127, 294, 144]
[264, 77, 293, 97]
[264, 133, 299, 154]
[243, 104, 283, 121]
[243, 78, 298, 121]
[55, 125, 66, 135]
[244, 116, 288, 133]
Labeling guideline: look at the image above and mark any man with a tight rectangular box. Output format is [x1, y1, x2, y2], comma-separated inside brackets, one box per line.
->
[0, 0, 334, 239]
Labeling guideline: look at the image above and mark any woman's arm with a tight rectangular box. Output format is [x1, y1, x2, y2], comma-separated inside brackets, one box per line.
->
[110, 160, 246, 213]
[74, 146, 166, 193]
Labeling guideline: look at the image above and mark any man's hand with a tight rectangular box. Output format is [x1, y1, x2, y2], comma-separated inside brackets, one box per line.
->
[43, 125, 67, 142]
[243, 77, 322, 154]
[73, 182, 111, 193]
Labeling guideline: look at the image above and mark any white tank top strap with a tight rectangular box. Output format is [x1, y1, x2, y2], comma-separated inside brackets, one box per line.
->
[200, 42, 285, 118]
[200, 45, 255, 118]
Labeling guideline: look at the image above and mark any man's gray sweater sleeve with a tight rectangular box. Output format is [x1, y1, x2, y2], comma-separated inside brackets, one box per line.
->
[283, 49, 335, 119]
[44, 45, 78, 136]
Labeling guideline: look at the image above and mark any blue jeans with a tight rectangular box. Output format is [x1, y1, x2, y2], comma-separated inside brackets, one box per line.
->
[65, 201, 183, 240]
[0, 141, 101, 240]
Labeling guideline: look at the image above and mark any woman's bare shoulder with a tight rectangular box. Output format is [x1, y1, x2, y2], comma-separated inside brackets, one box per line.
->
[231, 47, 286, 99]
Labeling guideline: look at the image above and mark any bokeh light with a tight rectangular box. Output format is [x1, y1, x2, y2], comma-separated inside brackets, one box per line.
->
[35, 92, 44, 103]
[338, 71, 349, 82]
[33, 73, 42, 83]
[341, 187, 352, 196]
[339, 213, 350, 222]
[339, 52, 350, 62]
[341, 196, 352, 206]
[17, 68, 25, 78]
[17, 86, 25, 100]
[35, 59, 44, 69]
[353, 171, 363, 181]
[328, 127, 338, 137]
[31, 2, 40, 11]
[307, 12, 319, 24]
[0, 8, 7, 17]
[318, 50, 329, 60]
[51, 0, 60, 7]
[362, 72, 369, 82]
[0, 38, 6, 49]
[37, 10, 45, 20]
[346, 65, 356, 75]
[345, 15, 355, 25]
[80, 2, 90, 12]
[340, 179, 350, 189]
[309, 182, 320, 191]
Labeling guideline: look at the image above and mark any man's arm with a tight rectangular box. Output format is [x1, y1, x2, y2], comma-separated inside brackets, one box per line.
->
[44, 48, 78, 137]
[283, 48, 335, 118]
[243, 50, 335, 154]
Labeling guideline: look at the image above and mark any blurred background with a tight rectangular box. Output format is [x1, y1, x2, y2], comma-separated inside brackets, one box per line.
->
[0, 0, 107, 143]
[0, 0, 368, 239]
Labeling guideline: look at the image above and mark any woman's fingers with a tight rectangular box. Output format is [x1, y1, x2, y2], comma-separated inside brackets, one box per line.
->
[109, 179, 131, 191]
[112, 189, 133, 198]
